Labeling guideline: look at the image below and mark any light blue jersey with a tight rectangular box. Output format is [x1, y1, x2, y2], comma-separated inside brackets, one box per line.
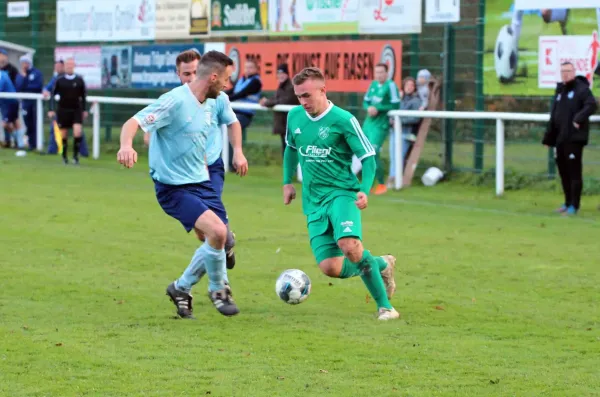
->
[206, 92, 238, 165]
[134, 84, 214, 185]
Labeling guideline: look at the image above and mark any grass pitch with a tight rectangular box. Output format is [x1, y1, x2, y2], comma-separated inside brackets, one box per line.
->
[1, 149, 599, 396]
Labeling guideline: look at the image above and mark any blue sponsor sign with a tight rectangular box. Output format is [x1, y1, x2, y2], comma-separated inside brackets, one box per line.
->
[130, 44, 204, 89]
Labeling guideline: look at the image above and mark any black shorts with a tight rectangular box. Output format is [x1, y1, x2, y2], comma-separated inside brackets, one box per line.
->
[56, 109, 83, 129]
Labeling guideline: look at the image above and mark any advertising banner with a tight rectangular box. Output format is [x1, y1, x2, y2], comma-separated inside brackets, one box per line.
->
[539, 33, 599, 88]
[101, 46, 132, 89]
[425, 0, 460, 24]
[130, 43, 204, 89]
[56, 0, 155, 43]
[210, 0, 268, 34]
[225, 40, 402, 92]
[155, 0, 210, 38]
[54, 46, 102, 89]
[268, 0, 359, 35]
[358, 0, 422, 34]
[515, 0, 600, 10]
[484, 1, 600, 95]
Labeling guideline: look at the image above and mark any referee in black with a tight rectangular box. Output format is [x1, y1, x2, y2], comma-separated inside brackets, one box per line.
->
[48, 58, 88, 164]
[543, 62, 597, 215]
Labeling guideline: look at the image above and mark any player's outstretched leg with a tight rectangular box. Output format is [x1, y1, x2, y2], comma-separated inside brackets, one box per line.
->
[195, 211, 239, 317]
[167, 211, 239, 318]
[319, 239, 399, 320]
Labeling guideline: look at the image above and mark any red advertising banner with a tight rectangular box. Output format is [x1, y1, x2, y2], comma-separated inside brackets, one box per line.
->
[225, 40, 402, 92]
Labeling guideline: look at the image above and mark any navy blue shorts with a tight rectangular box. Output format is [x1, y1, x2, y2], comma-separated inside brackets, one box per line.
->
[154, 179, 228, 233]
[208, 157, 225, 197]
[1, 102, 19, 124]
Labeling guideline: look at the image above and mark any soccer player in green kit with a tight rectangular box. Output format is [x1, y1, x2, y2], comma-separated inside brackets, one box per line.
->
[282, 67, 400, 320]
[362, 63, 401, 195]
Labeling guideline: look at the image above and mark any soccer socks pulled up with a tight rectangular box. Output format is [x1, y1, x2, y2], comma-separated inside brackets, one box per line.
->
[73, 137, 82, 160]
[358, 250, 392, 310]
[175, 243, 229, 293]
[62, 138, 68, 160]
[375, 151, 385, 185]
[340, 258, 362, 279]
[203, 243, 227, 293]
[340, 256, 387, 278]
[175, 245, 208, 293]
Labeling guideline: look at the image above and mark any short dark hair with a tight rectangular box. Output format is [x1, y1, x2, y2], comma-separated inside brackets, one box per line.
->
[56, 59, 64, 65]
[176, 49, 201, 67]
[375, 63, 388, 72]
[561, 61, 574, 68]
[292, 67, 325, 85]
[197, 50, 234, 77]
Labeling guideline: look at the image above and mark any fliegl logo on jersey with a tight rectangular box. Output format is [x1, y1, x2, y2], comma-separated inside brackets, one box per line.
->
[298, 145, 333, 163]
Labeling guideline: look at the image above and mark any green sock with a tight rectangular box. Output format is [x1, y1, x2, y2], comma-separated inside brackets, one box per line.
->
[375, 151, 385, 184]
[339, 258, 363, 279]
[375, 256, 387, 272]
[358, 250, 392, 310]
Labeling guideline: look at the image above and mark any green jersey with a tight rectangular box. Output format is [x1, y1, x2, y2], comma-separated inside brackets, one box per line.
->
[362, 80, 401, 130]
[285, 102, 375, 215]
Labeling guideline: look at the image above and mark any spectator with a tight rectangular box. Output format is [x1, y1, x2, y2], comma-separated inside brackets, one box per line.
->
[48, 58, 88, 165]
[15, 54, 43, 150]
[542, 62, 597, 215]
[416, 69, 431, 110]
[362, 63, 401, 195]
[0, 70, 23, 148]
[388, 77, 422, 187]
[43, 60, 65, 99]
[226, 59, 262, 170]
[0, 49, 19, 84]
[259, 63, 299, 156]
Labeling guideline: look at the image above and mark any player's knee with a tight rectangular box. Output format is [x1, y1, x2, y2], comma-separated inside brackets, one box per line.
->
[318, 258, 342, 278]
[338, 237, 363, 263]
[207, 222, 227, 247]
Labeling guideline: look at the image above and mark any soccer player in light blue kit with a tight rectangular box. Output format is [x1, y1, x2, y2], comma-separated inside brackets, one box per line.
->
[143, 49, 243, 269]
[117, 51, 248, 319]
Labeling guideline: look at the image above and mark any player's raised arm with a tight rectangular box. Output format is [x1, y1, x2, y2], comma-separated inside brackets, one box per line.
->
[118, 94, 178, 168]
[117, 118, 140, 168]
[282, 115, 298, 204]
[218, 94, 248, 176]
[344, 116, 377, 200]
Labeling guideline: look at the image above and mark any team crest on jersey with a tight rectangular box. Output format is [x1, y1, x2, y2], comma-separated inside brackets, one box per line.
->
[318, 126, 330, 139]
[144, 114, 156, 124]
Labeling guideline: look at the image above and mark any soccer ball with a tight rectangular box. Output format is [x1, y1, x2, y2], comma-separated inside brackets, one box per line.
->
[275, 269, 311, 305]
[494, 25, 519, 83]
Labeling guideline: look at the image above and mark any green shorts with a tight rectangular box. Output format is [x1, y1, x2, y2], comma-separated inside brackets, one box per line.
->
[363, 119, 389, 150]
[307, 195, 363, 264]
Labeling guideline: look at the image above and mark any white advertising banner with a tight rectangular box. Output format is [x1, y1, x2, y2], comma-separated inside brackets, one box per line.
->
[516, 0, 600, 10]
[56, 0, 156, 43]
[538, 32, 600, 88]
[54, 46, 102, 89]
[358, 0, 422, 34]
[425, 0, 459, 24]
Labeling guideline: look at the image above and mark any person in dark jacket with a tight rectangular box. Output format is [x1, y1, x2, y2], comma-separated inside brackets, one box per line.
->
[0, 49, 19, 84]
[259, 63, 299, 156]
[15, 54, 43, 151]
[542, 62, 598, 215]
[225, 59, 262, 170]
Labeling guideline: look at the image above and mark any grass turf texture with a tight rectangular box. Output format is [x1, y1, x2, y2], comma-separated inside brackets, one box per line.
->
[1, 149, 599, 396]
[484, 1, 600, 96]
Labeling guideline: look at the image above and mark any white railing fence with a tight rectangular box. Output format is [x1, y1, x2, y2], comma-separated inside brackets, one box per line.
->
[2, 92, 599, 197]
[389, 110, 600, 195]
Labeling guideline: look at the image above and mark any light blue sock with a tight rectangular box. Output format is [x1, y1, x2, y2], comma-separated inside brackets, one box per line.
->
[204, 243, 226, 293]
[175, 244, 209, 293]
